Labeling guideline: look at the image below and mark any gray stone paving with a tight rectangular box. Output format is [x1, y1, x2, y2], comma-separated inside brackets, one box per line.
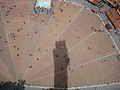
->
[25, 82, 120, 90]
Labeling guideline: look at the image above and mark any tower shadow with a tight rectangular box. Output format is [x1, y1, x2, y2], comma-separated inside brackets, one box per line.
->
[53, 40, 70, 89]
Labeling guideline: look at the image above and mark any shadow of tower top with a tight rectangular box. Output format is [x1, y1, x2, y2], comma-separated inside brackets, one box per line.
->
[55, 40, 67, 50]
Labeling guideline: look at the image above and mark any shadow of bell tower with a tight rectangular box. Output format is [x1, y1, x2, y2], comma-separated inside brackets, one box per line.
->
[53, 40, 70, 89]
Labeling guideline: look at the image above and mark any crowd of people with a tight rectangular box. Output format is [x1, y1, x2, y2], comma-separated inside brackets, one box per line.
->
[0, 80, 25, 90]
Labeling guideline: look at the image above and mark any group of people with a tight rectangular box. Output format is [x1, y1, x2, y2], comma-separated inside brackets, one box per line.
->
[0, 80, 25, 90]
[34, 7, 52, 14]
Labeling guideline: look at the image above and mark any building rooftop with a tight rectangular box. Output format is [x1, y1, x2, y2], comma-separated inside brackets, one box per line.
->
[88, 0, 102, 4]
[105, 8, 120, 28]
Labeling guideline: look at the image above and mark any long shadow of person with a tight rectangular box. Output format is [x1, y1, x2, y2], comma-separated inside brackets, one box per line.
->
[53, 40, 70, 90]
